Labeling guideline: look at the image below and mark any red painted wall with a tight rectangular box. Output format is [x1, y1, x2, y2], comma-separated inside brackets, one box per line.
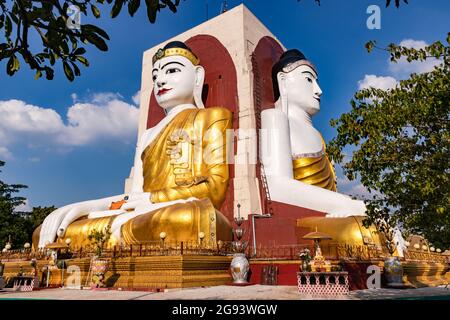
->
[249, 263, 299, 286]
[249, 262, 371, 290]
[248, 202, 325, 247]
[248, 37, 326, 247]
[252, 36, 284, 216]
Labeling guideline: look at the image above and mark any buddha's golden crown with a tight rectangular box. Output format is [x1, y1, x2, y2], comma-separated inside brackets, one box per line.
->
[152, 47, 200, 66]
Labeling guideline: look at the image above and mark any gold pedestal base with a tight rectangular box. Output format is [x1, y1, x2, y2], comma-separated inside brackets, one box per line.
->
[402, 261, 450, 288]
[1, 256, 232, 290]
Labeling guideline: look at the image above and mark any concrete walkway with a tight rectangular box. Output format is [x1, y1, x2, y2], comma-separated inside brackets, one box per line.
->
[0, 285, 449, 300]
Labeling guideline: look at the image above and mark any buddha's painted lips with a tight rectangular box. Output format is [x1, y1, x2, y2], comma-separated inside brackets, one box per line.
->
[157, 88, 172, 96]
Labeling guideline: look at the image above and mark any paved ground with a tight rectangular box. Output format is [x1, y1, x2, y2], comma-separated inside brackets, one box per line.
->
[0, 285, 449, 300]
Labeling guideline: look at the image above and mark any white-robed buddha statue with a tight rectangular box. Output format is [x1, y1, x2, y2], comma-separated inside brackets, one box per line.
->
[33, 41, 233, 249]
[260, 49, 366, 217]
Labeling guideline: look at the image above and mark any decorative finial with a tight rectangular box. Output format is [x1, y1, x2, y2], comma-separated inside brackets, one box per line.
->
[221, 0, 228, 13]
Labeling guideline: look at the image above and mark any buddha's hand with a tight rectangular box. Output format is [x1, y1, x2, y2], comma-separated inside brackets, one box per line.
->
[121, 192, 152, 211]
[38, 195, 124, 247]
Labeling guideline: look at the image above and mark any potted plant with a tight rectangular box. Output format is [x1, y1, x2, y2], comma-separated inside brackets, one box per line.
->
[298, 248, 312, 272]
[363, 204, 403, 288]
[87, 226, 112, 288]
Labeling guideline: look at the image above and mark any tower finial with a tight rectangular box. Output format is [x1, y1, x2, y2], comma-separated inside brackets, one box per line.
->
[221, 0, 228, 14]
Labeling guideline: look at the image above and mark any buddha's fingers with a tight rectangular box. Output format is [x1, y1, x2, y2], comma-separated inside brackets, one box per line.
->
[39, 206, 70, 247]
[57, 207, 89, 238]
[56, 196, 122, 237]
[121, 200, 142, 211]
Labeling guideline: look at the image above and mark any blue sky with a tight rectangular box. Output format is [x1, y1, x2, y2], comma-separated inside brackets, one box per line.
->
[0, 0, 449, 210]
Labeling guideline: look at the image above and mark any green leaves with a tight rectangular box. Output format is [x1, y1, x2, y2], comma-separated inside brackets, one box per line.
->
[330, 36, 450, 250]
[145, 0, 159, 23]
[76, 55, 90, 67]
[161, 0, 178, 13]
[386, 0, 409, 7]
[34, 70, 42, 80]
[63, 60, 74, 81]
[85, 33, 108, 51]
[82, 24, 110, 51]
[4, 14, 11, 38]
[1, 0, 182, 81]
[128, 0, 141, 17]
[0, 161, 30, 250]
[6, 54, 19, 75]
[91, 4, 101, 18]
[82, 24, 110, 41]
[111, 0, 125, 18]
[365, 41, 376, 53]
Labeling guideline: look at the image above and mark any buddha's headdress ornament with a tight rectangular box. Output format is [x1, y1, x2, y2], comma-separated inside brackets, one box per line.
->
[272, 49, 317, 102]
[152, 41, 200, 66]
[152, 41, 204, 109]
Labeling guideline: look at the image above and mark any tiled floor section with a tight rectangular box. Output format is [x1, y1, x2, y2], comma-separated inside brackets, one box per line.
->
[0, 285, 449, 300]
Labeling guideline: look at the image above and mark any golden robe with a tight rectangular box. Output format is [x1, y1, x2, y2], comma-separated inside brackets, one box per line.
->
[33, 107, 233, 249]
[292, 137, 336, 191]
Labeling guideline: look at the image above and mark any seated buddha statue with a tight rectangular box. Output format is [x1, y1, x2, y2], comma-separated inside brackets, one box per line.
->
[260, 49, 366, 217]
[33, 41, 233, 249]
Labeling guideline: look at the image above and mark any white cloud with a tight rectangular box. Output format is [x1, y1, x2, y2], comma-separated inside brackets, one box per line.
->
[61, 99, 139, 145]
[335, 165, 376, 200]
[0, 93, 139, 157]
[358, 75, 398, 90]
[399, 39, 427, 49]
[91, 92, 124, 104]
[336, 176, 353, 187]
[388, 39, 442, 78]
[357, 38, 443, 93]
[337, 174, 380, 200]
[338, 179, 373, 199]
[0, 146, 13, 160]
[15, 199, 32, 212]
[132, 90, 141, 106]
[348, 183, 372, 198]
[70, 93, 78, 102]
[0, 99, 65, 135]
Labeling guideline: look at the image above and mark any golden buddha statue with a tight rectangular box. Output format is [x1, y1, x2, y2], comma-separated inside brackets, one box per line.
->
[33, 41, 233, 249]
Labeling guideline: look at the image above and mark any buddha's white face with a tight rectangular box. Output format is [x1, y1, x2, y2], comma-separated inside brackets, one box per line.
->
[280, 64, 322, 116]
[152, 55, 202, 110]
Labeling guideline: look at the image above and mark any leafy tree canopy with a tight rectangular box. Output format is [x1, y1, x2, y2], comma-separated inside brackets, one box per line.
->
[0, 0, 182, 81]
[0, 160, 28, 249]
[0, 160, 54, 249]
[328, 34, 450, 250]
